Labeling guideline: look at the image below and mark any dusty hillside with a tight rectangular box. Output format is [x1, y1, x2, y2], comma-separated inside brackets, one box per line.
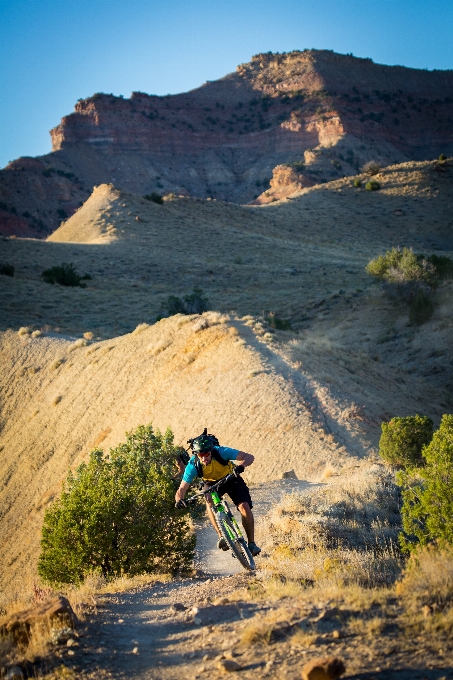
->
[0, 305, 447, 598]
[1, 158, 452, 339]
[1, 49, 453, 236]
[1, 157, 453, 596]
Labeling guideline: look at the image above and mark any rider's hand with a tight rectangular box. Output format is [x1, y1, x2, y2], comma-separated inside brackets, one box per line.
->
[175, 499, 188, 509]
[234, 464, 245, 477]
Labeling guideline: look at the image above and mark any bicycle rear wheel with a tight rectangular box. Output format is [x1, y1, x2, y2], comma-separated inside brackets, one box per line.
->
[216, 512, 255, 571]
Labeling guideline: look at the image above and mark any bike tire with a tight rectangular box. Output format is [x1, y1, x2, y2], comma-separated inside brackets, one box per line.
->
[216, 513, 256, 571]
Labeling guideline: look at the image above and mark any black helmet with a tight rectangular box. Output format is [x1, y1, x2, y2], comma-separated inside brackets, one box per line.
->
[188, 428, 220, 453]
[192, 434, 214, 453]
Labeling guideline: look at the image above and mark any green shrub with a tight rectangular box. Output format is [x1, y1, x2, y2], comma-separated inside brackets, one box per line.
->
[439, 153, 447, 161]
[409, 288, 434, 325]
[0, 262, 14, 277]
[379, 415, 433, 468]
[290, 161, 305, 172]
[163, 288, 209, 317]
[365, 180, 380, 191]
[41, 262, 89, 287]
[265, 312, 291, 330]
[353, 178, 362, 187]
[38, 424, 195, 585]
[144, 192, 164, 205]
[366, 247, 438, 288]
[398, 414, 453, 552]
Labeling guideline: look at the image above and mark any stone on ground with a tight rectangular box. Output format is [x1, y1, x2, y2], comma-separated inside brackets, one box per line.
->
[301, 656, 346, 680]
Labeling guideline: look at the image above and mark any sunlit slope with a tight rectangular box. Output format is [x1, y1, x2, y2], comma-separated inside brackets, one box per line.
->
[2, 293, 452, 594]
[0, 313, 352, 592]
[1, 158, 451, 341]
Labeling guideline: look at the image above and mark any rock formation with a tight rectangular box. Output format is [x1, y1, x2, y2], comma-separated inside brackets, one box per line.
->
[1, 49, 453, 236]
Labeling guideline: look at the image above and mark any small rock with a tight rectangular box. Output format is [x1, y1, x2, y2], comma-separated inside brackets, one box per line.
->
[301, 656, 346, 680]
[132, 647, 139, 654]
[171, 602, 186, 612]
[422, 604, 432, 617]
[203, 653, 215, 661]
[224, 650, 239, 659]
[216, 658, 242, 673]
[5, 667, 24, 680]
[118, 618, 124, 623]
[66, 638, 77, 647]
[194, 616, 203, 625]
[67, 650, 75, 656]
[282, 470, 298, 480]
[332, 630, 343, 639]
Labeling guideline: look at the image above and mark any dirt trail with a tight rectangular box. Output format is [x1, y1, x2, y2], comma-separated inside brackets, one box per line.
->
[47, 482, 453, 680]
[193, 479, 312, 576]
[55, 480, 311, 679]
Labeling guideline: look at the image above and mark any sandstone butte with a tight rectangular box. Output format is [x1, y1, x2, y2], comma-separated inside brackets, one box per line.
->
[1, 49, 453, 237]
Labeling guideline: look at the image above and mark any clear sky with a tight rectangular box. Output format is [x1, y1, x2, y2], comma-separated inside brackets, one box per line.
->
[1, 0, 452, 169]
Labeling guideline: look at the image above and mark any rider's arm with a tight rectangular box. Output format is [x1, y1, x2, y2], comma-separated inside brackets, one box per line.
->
[175, 480, 191, 502]
[235, 451, 254, 467]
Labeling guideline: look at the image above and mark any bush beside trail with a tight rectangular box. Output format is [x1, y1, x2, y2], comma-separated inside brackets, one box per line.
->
[398, 414, 453, 553]
[379, 415, 433, 468]
[38, 424, 195, 585]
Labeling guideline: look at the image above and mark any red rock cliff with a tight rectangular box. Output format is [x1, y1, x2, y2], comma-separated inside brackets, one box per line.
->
[2, 49, 453, 236]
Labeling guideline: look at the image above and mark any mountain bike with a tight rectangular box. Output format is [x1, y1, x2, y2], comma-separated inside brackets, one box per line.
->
[186, 473, 256, 571]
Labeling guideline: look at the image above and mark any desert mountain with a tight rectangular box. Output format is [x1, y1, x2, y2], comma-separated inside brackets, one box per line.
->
[1, 49, 453, 237]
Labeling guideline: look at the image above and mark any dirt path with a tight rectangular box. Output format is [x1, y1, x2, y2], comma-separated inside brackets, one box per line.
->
[49, 479, 453, 679]
[193, 479, 311, 576]
[55, 480, 310, 678]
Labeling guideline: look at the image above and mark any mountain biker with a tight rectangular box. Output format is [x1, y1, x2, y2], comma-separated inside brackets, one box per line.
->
[174, 432, 261, 557]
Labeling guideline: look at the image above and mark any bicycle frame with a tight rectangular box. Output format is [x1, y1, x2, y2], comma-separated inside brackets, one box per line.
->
[210, 488, 245, 542]
[186, 472, 255, 571]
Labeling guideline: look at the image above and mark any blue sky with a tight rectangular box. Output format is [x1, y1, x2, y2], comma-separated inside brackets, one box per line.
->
[1, 0, 452, 168]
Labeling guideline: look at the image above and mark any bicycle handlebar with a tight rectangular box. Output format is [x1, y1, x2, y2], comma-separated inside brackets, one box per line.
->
[185, 472, 235, 504]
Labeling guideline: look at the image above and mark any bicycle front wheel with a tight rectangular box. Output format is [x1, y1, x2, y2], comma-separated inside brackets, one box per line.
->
[216, 512, 255, 571]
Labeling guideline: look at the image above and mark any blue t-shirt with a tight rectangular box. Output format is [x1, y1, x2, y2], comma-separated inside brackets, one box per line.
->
[182, 446, 239, 484]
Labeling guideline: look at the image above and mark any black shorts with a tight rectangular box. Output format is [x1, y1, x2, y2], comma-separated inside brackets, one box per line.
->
[207, 476, 253, 509]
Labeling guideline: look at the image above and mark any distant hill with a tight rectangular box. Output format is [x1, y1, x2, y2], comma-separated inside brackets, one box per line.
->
[1, 49, 453, 237]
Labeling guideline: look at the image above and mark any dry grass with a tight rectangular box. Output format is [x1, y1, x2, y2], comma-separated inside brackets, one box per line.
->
[241, 606, 295, 646]
[68, 338, 87, 351]
[397, 544, 453, 610]
[132, 323, 150, 335]
[257, 465, 403, 588]
[320, 462, 336, 480]
[395, 544, 453, 634]
[147, 338, 172, 355]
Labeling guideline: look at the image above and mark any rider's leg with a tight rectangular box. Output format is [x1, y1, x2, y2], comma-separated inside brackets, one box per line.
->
[205, 498, 222, 536]
[237, 502, 254, 543]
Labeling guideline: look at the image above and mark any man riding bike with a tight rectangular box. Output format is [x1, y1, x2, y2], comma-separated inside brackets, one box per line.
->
[174, 431, 261, 557]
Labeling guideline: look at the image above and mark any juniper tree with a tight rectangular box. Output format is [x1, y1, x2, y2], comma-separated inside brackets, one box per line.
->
[38, 424, 195, 585]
